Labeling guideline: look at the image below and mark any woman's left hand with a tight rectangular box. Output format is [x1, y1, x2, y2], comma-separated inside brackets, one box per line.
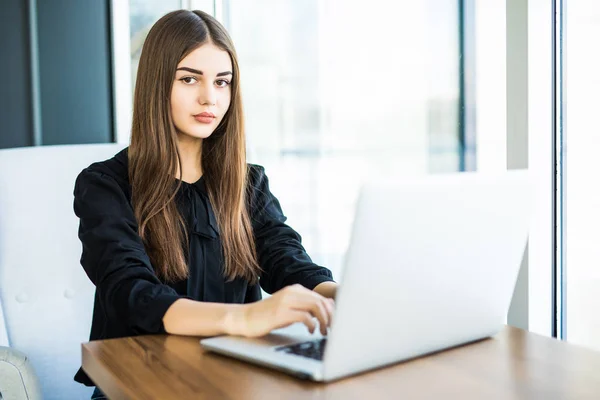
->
[313, 281, 338, 300]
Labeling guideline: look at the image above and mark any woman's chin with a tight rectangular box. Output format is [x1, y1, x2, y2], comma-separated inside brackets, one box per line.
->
[177, 129, 215, 141]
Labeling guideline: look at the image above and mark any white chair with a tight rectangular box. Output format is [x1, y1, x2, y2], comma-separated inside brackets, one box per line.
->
[0, 143, 125, 400]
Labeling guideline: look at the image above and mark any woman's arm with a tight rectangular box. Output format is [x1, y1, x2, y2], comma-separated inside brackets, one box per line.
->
[75, 169, 184, 334]
[163, 284, 335, 337]
[162, 299, 244, 336]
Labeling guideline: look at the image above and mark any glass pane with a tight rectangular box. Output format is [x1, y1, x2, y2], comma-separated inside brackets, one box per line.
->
[129, 0, 182, 92]
[190, 0, 216, 15]
[563, 0, 600, 350]
[228, 0, 462, 280]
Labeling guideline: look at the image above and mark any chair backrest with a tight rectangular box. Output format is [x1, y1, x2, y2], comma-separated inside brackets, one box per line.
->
[0, 143, 125, 399]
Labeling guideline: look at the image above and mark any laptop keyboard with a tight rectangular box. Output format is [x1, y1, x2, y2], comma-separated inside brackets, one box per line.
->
[275, 338, 328, 361]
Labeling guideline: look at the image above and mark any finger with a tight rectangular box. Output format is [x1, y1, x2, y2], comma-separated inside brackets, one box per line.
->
[314, 295, 335, 328]
[324, 298, 335, 326]
[310, 300, 329, 335]
[287, 295, 330, 335]
[282, 286, 334, 332]
[285, 310, 316, 334]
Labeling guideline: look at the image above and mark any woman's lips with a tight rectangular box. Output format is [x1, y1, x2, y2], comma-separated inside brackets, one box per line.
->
[193, 115, 215, 124]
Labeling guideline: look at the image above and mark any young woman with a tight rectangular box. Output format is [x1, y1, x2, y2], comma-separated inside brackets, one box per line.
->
[73, 9, 337, 397]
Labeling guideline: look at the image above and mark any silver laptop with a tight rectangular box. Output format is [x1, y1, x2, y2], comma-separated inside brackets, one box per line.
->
[200, 170, 531, 382]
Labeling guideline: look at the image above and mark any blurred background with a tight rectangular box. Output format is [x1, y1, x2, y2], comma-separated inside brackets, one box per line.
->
[1, 0, 599, 354]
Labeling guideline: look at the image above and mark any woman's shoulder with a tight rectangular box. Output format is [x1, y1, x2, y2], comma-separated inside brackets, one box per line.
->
[75, 147, 131, 196]
[246, 163, 266, 187]
[245, 163, 286, 222]
[247, 163, 278, 196]
[246, 163, 269, 205]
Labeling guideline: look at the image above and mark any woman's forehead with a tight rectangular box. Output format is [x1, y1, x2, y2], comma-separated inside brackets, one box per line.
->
[177, 43, 232, 73]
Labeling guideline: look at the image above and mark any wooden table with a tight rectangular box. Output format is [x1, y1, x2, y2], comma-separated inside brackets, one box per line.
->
[82, 326, 600, 399]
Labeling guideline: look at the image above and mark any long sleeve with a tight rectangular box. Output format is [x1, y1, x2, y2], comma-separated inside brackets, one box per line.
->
[73, 168, 183, 334]
[248, 165, 335, 294]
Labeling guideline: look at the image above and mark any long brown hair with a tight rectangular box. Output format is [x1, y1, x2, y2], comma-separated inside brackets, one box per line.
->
[129, 10, 261, 284]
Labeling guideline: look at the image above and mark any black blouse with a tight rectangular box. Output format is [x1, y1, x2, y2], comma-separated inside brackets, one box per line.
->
[73, 148, 334, 386]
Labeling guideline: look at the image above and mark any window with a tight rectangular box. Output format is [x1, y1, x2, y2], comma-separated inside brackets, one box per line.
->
[120, 0, 467, 281]
[226, 0, 464, 279]
[559, 0, 600, 350]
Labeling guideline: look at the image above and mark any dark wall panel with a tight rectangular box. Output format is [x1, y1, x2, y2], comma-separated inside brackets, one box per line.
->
[0, 0, 33, 149]
[37, 0, 113, 145]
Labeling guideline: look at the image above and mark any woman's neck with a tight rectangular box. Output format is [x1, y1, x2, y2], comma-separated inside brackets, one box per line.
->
[176, 136, 203, 183]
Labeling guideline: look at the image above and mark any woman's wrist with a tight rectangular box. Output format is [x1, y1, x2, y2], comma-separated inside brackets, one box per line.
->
[223, 303, 248, 336]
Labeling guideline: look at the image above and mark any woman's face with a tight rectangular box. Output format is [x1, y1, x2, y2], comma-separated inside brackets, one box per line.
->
[171, 42, 233, 141]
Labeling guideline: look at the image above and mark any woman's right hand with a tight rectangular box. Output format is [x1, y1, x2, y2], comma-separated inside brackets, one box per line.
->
[230, 284, 336, 338]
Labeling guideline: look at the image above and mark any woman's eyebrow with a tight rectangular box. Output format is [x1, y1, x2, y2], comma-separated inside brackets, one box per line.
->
[176, 67, 233, 77]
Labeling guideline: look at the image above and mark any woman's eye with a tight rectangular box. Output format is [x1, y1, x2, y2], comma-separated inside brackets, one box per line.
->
[216, 79, 230, 88]
[181, 76, 197, 84]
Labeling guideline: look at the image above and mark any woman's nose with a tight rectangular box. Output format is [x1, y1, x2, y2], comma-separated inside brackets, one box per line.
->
[198, 84, 216, 106]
